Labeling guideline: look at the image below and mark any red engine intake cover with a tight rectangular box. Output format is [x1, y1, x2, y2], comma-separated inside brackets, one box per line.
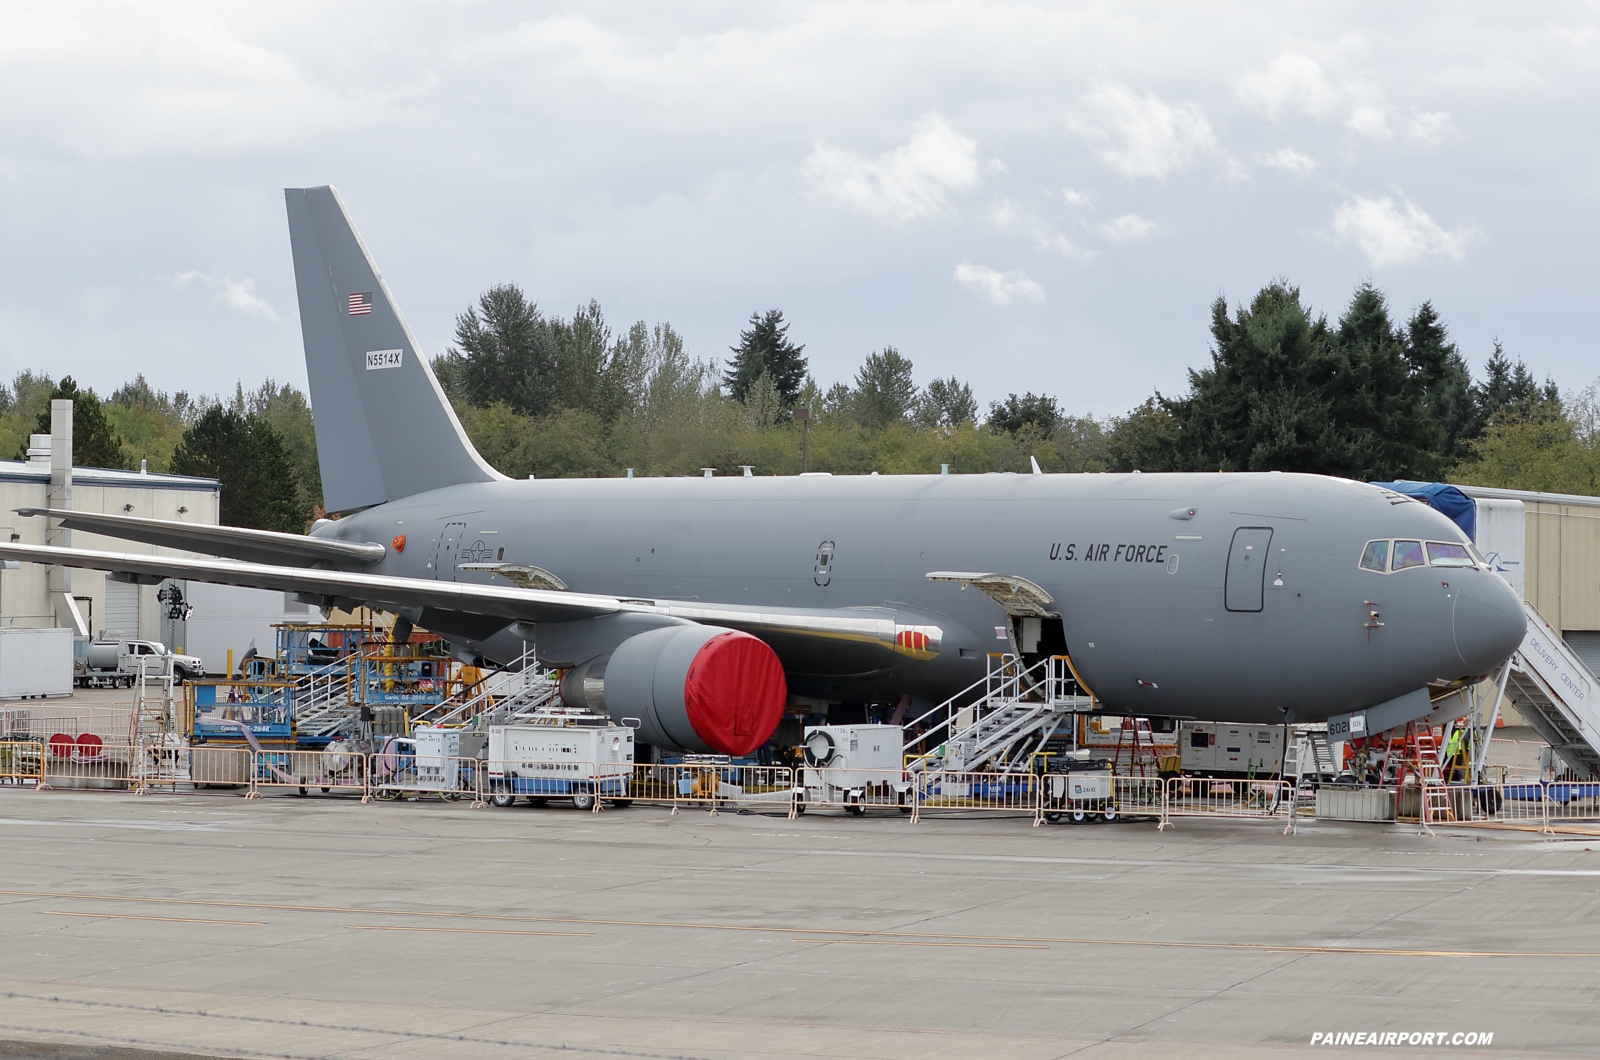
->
[682, 631, 787, 756]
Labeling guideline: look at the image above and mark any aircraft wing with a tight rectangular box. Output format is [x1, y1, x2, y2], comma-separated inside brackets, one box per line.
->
[0, 542, 949, 662]
[15, 507, 385, 567]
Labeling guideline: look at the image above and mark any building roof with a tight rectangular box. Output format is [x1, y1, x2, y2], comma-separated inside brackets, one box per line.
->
[1453, 483, 1600, 510]
[0, 459, 219, 493]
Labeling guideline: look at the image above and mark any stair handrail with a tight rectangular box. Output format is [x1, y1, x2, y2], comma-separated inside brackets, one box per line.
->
[904, 654, 1057, 758]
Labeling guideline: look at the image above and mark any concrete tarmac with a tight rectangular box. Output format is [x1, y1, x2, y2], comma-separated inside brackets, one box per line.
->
[1, 787, 1598, 1060]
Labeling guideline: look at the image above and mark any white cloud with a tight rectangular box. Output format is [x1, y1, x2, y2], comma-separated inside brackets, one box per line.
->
[1347, 105, 1392, 139]
[952, 263, 1045, 305]
[1330, 195, 1475, 267]
[1034, 232, 1097, 260]
[1061, 186, 1094, 208]
[804, 112, 983, 221]
[1074, 81, 1220, 180]
[172, 271, 278, 319]
[1257, 147, 1319, 175]
[1407, 110, 1455, 145]
[1097, 213, 1156, 242]
[1237, 53, 1344, 120]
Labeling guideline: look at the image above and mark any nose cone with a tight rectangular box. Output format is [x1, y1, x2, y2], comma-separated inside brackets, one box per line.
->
[1454, 571, 1527, 673]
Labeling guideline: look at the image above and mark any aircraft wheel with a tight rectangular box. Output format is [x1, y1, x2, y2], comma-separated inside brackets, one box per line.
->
[572, 791, 596, 811]
[1070, 809, 1088, 824]
[1043, 811, 1063, 823]
[793, 799, 806, 815]
[489, 794, 515, 808]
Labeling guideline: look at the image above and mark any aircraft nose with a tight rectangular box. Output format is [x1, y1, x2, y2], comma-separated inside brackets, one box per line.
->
[1453, 571, 1527, 673]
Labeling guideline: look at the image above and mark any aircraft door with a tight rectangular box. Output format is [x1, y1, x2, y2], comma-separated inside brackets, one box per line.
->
[434, 521, 467, 581]
[1224, 527, 1273, 612]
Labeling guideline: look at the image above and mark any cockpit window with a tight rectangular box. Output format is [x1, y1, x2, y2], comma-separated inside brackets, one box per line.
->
[1426, 541, 1475, 567]
[1392, 540, 1426, 570]
[1466, 541, 1489, 566]
[1359, 540, 1389, 572]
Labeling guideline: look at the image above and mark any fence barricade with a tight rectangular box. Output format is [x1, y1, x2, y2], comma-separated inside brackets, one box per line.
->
[39, 737, 135, 791]
[133, 736, 191, 793]
[802, 767, 914, 817]
[1541, 782, 1600, 827]
[482, 758, 629, 812]
[248, 749, 369, 798]
[911, 769, 1036, 822]
[1439, 782, 1600, 832]
[186, 745, 253, 790]
[1164, 777, 1292, 824]
[368, 749, 481, 804]
[1113, 776, 1167, 824]
[0, 740, 43, 787]
[624, 763, 794, 815]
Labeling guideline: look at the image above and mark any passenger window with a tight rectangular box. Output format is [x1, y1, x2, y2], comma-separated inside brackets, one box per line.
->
[1359, 540, 1389, 572]
[1426, 541, 1475, 567]
[1392, 540, 1425, 570]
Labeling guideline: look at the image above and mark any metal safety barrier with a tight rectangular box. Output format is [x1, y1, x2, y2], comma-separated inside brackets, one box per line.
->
[627, 763, 793, 815]
[912, 769, 1038, 823]
[249, 749, 369, 799]
[1163, 777, 1293, 829]
[0, 740, 43, 787]
[369, 751, 481, 804]
[482, 757, 630, 812]
[804, 766, 913, 817]
[39, 738, 136, 791]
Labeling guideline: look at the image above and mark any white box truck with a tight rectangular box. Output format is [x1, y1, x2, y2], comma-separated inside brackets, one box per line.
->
[484, 720, 633, 809]
[0, 628, 73, 698]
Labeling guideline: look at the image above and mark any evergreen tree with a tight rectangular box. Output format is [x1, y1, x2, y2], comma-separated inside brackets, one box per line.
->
[849, 347, 918, 429]
[1402, 302, 1475, 462]
[915, 377, 977, 427]
[1158, 281, 1444, 480]
[1471, 342, 1558, 431]
[725, 309, 807, 405]
[988, 392, 1062, 435]
[438, 284, 558, 416]
[18, 376, 132, 469]
[169, 407, 304, 531]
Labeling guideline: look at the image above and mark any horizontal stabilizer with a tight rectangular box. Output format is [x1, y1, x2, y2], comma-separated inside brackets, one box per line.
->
[15, 508, 385, 567]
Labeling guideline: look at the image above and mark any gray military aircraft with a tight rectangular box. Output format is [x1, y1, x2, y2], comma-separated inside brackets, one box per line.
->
[1, 186, 1528, 756]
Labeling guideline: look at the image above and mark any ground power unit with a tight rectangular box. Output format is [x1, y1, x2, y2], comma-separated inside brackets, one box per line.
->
[801, 723, 911, 815]
[1179, 721, 1286, 778]
[485, 721, 634, 809]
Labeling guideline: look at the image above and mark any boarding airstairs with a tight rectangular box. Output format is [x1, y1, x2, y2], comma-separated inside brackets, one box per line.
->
[903, 655, 1094, 773]
[417, 646, 558, 728]
[288, 658, 361, 739]
[1501, 601, 1600, 779]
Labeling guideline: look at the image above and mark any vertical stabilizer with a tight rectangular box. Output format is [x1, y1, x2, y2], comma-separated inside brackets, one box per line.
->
[285, 186, 501, 512]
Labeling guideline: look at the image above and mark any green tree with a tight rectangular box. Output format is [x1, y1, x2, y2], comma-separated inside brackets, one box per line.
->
[436, 284, 558, 416]
[915, 377, 977, 427]
[849, 347, 918, 429]
[1403, 302, 1475, 462]
[232, 380, 323, 515]
[725, 309, 808, 405]
[169, 407, 304, 531]
[1470, 342, 1558, 434]
[1452, 381, 1600, 496]
[988, 392, 1061, 436]
[18, 376, 132, 469]
[1154, 281, 1445, 479]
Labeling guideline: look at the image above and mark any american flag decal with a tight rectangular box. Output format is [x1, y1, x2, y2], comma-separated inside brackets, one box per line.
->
[347, 292, 373, 316]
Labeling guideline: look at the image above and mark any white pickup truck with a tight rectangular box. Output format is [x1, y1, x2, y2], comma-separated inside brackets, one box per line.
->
[75, 639, 205, 688]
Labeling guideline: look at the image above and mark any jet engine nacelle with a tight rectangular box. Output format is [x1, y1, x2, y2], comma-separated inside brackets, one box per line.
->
[559, 625, 787, 756]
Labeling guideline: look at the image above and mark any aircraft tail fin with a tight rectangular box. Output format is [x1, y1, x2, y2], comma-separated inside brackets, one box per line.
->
[284, 186, 502, 512]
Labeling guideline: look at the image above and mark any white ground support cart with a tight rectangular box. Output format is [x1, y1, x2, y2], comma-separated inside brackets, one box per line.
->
[1042, 753, 1116, 823]
[800, 723, 913, 815]
[484, 716, 634, 810]
[370, 727, 487, 801]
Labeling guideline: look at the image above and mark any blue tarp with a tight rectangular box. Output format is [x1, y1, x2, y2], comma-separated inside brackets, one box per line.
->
[1370, 481, 1476, 542]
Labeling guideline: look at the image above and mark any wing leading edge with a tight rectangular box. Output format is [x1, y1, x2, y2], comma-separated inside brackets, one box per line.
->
[0, 542, 948, 663]
[15, 508, 385, 567]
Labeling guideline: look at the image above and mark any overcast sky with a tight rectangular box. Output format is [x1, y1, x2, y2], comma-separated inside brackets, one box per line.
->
[1, 2, 1596, 417]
